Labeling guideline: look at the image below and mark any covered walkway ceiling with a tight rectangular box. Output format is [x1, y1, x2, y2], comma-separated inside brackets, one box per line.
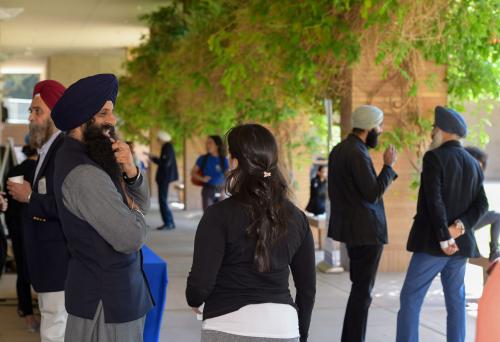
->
[0, 0, 166, 60]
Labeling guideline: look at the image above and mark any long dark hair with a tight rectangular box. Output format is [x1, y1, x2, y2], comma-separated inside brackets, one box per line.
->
[209, 135, 227, 171]
[225, 124, 289, 272]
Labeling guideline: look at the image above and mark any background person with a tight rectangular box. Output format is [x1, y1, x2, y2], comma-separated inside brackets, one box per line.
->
[186, 124, 316, 342]
[149, 131, 178, 230]
[305, 165, 327, 216]
[191, 135, 229, 211]
[4, 145, 39, 332]
[0, 193, 8, 279]
[464, 146, 500, 263]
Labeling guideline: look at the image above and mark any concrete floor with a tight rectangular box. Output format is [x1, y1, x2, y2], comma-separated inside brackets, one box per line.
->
[0, 206, 479, 342]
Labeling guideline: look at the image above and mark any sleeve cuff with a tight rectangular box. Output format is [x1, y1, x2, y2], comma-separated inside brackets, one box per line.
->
[440, 238, 456, 249]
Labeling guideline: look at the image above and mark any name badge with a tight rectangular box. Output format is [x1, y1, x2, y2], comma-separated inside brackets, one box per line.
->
[38, 177, 47, 195]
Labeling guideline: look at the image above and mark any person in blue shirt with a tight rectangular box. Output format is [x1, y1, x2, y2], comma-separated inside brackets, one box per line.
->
[191, 135, 229, 211]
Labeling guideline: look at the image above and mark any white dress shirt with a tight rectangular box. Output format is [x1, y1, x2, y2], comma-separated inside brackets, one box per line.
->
[34, 131, 61, 182]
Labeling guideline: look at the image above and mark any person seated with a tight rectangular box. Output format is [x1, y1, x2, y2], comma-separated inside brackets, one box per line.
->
[465, 146, 500, 263]
[305, 165, 327, 216]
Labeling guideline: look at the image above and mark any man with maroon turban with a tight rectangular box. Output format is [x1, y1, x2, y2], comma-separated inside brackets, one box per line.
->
[7, 80, 70, 342]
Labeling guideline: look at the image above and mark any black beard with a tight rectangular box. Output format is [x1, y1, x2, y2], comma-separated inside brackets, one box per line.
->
[366, 129, 380, 149]
[83, 122, 122, 180]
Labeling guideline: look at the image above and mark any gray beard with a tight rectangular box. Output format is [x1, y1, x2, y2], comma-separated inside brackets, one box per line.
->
[429, 131, 444, 150]
[29, 120, 55, 149]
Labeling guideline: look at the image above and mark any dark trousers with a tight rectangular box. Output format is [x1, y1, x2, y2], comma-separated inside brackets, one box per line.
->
[341, 244, 384, 342]
[474, 211, 500, 250]
[201, 185, 224, 212]
[5, 215, 33, 316]
[157, 181, 174, 226]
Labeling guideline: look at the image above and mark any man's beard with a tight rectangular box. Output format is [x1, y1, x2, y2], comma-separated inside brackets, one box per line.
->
[29, 119, 55, 149]
[83, 122, 122, 180]
[430, 130, 444, 150]
[366, 128, 380, 149]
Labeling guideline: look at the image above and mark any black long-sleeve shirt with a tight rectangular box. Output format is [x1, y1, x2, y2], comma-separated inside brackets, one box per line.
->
[186, 197, 316, 341]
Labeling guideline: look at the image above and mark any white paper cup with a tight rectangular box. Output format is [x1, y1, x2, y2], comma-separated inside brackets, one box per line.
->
[8, 176, 24, 184]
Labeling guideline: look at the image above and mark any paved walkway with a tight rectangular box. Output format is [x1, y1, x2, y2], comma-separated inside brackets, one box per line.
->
[0, 205, 480, 341]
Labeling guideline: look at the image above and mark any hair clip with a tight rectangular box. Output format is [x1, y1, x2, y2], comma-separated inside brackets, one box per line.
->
[263, 171, 272, 178]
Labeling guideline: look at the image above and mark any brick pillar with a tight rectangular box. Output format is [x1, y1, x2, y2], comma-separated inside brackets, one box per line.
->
[340, 51, 447, 271]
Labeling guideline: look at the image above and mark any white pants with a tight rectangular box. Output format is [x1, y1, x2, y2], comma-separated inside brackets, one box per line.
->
[38, 291, 68, 342]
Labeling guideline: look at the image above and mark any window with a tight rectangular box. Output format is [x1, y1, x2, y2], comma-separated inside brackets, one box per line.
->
[2, 73, 40, 123]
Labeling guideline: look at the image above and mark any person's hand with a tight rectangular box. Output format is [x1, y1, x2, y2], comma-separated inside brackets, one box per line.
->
[7, 180, 32, 204]
[191, 307, 202, 315]
[384, 145, 397, 167]
[0, 192, 8, 212]
[448, 224, 465, 239]
[202, 176, 211, 183]
[112, 140, 137, 178]
[441, 243, 459, 256]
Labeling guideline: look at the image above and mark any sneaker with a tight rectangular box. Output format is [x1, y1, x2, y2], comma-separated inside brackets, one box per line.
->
[489, 244, 500, 263]
[165, 223, 176, 230]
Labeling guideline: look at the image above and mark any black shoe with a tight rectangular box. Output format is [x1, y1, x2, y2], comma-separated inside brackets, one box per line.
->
[156, 225, 167, 230]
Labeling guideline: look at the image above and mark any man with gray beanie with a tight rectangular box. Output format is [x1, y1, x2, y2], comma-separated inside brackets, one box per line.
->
[328, 105, 398, 342]
[396, 106, 488, 342]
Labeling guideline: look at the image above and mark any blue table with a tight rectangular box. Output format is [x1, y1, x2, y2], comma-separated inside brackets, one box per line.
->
[143, 246, 168, 342]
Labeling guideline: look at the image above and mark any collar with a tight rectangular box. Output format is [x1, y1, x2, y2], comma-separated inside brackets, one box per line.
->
[348, 133, 367, 149]
[439, 140, 463, 149]
[38, 131, 61, 155]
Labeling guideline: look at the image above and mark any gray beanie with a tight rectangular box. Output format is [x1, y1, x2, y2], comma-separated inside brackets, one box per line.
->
[352, 105, 384, 130]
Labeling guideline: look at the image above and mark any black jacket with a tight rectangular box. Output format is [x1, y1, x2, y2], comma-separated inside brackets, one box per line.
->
[407, 141, 488, 257]
[24, 133, 70, 292]
[152, 142, 179, 184]
[328, 134, 397, 245]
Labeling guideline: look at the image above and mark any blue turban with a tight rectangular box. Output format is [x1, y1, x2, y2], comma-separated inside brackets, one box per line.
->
[434, 106, 467, 138]
[51, 74, 118, 131]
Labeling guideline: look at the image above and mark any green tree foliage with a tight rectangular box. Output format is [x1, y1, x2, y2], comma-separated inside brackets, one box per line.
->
[117, 0, 499, 153]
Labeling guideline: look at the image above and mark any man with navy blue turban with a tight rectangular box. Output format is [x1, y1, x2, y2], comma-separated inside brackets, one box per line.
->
[397, 106, 488, 342]
[51, 74, 153, 342]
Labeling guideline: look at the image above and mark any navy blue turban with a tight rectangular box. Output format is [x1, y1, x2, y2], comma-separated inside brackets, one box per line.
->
[434, 106, 467, 138]
[51, 73, 118, 131]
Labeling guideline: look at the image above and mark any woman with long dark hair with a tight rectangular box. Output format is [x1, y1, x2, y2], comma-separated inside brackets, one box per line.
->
[191, 135, 229, 211]
[186, 124, 316, 342]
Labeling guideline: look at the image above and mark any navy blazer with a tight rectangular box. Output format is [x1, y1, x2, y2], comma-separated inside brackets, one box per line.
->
[407, 141, 489, 257]
[24, 133, 70, 292]
[328, 134, 397, 245]
[152, 142, 179, 184]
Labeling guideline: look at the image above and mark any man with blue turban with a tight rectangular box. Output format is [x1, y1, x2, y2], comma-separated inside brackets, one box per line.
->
[51, 74, 153, 342]
[397, 106, 488, 342]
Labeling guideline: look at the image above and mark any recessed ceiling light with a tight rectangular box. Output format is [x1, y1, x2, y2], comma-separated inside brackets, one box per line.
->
[0, 7, 24, 21]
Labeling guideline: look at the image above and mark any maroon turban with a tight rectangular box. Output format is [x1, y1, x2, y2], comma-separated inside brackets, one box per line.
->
[32, 80, 66, 110]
